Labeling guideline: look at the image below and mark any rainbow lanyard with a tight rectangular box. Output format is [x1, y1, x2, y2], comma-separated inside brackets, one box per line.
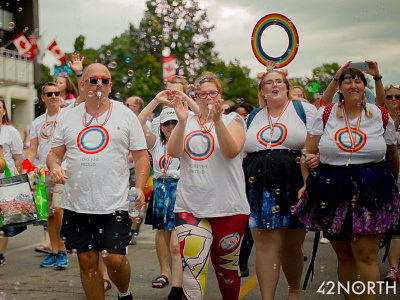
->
[162, 144, 171, 177]
[45, 108, 60, 138]
[83, 100, 113, 127]
[342, 104, 362, 166]
[197, 115, 215, 133]
[266, 100, 291, 149]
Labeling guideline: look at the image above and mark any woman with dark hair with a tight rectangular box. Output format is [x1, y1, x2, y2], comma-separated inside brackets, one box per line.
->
[297, 65, 399, 299]
[224, 102, 254, 121]
[0, 98, 24, 266]
[138, 92, 184, 300]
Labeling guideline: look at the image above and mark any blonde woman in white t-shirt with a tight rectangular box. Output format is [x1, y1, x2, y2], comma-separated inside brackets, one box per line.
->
[168, 72, 250, 300]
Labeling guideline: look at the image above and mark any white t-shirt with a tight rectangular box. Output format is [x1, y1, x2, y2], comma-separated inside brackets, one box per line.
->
[308, 103, 396, 165]
[175, 112, 250, 218]
[51, 100, 147, 214]
[62, 97, 76, 108]
[149, 136, 180, 179]
[244, 101, 317, 153]
[0, 124, 23, 177]
[30, 109, 67, 165]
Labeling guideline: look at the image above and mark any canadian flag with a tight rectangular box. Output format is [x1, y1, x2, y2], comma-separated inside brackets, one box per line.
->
[12, 32, 32, 55]
[163, 55, 177, 81]
[25, 34, 38, 60]
[47, 40, 66, 64]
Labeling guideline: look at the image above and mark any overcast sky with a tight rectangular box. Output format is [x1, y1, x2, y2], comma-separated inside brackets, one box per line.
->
[39, 0, 399, 89]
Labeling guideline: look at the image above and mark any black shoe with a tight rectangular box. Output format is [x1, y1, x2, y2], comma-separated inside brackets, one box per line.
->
[165, 286, 183, 300]
[240, 264, 249, 277]
[117, 291, 133, 300]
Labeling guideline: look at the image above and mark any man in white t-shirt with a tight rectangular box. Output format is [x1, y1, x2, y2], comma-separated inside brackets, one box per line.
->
[25, 81, 68, 270]
[47, 63, 149, 300]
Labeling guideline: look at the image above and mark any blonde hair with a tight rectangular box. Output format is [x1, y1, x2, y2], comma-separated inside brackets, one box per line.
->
[257, 70, 291, 107]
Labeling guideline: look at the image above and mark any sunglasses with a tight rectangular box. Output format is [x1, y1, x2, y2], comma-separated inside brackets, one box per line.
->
[43, 91, 60, 97]
[85, 77, 111, 85]
[386, 94, 400, 101]
[161, 120, 178, 127]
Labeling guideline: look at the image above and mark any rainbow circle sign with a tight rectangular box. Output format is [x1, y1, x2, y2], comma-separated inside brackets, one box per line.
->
[251, 13, 299, 68]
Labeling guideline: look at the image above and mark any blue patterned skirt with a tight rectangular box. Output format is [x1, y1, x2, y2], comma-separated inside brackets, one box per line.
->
[296, 162, 399, 239]
[243, 149, 305, 229]
[152, 178, 179, 232]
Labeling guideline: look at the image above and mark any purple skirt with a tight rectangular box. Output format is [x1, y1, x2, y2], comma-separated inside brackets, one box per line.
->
[296, 161, 399, 237]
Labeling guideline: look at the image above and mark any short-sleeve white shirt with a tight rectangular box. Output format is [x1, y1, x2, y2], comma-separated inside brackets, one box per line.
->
[51, 100, 147, 214]
[244, 101, 317, 153]
[175, 112, 250, 218]
[0, 124, 23, 178]
[308, 103, 396, 165]
[149, 136, 180, 179]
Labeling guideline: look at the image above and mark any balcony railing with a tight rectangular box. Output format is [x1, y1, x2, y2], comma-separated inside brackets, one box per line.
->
[0, 48, 34, 85]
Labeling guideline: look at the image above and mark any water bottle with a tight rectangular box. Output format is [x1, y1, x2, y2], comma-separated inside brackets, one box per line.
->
[128, 187, 140, 217]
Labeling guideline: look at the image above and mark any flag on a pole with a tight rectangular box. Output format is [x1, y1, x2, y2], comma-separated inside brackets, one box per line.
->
[25, 34, 38, 60]
[47, 40, 66, 64]
[11, 32, 32, 55]
[163, 55, 177, 81]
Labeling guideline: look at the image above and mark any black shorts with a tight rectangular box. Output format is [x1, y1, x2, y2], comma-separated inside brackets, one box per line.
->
[60, 209, 133, 255]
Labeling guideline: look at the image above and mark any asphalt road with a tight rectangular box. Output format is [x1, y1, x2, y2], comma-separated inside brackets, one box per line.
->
[0, 224, 398, 300]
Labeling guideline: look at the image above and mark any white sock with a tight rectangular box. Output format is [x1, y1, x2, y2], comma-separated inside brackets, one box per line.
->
[118, 289, 131, 297]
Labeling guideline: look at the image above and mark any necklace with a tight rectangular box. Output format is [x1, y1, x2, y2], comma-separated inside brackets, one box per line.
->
[341, 104, 362, 166]
[197, 115, 215, 133]
[44, 108, 60, 138]
[266, 100, 291, 149]
[162, 143, 171, 177]
[83, 100, 113, 127]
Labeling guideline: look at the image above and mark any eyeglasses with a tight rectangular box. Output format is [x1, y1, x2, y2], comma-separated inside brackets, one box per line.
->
[384, 84, 400, 91]
[293, 94, 304, 98]
[386, 94, 400, 101]
[161, 120, 178, 126]
[85, 77, 111, 85]
[43, 91, 60, 97]
[264, 79, 284, 87]
[196, 90, 220, 99]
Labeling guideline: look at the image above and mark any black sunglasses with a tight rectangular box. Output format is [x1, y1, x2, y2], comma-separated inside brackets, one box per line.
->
[86, 77, 112, 85]
[43, 91, 60, 97]
[386, 95, 400, 101]
[161, 120, 178, 127]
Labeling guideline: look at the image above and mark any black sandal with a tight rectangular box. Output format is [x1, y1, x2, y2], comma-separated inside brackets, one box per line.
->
[152, 275, 169, 288]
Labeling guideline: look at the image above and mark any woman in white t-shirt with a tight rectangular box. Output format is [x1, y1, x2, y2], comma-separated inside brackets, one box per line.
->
[138, 96, 183, 299]
[243, 70, 317, 300]
[297, 68, 399, 299]
[0, 98, 24, 266]
[168, 72, 250, 300]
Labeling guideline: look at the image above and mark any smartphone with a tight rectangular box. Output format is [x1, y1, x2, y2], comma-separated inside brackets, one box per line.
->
[349, 61, 368, 72]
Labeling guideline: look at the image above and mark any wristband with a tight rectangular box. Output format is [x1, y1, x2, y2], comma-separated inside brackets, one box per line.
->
[373, 75, 382, 81]
[332, 75, 338, 82]
[76, 72, 83, 78]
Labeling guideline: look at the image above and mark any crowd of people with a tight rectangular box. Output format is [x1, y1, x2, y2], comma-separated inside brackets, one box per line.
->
[0, 54, 399, 300]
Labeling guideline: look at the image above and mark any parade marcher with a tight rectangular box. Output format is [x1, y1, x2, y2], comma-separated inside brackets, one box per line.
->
[56, 73, 78, 108]
[24, 82, 68, 270]
[297, 66, 399, 299]
[168, 72, 250, 300]
[47, 63, 150, 300]
[243, 69, 317, 300]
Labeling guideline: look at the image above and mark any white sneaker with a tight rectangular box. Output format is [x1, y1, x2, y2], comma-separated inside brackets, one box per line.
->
[320, 237, 330, 244]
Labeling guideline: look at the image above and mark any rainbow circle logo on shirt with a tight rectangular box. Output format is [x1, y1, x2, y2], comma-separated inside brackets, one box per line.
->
[77, 126, 109, 154]
[184, 131, 214, 161]
[39, 121, 57, 140]
[335, 128, 367, 152]
[257, 124, 287, 148]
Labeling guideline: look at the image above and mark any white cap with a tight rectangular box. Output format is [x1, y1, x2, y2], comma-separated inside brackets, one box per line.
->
[159, 107, 178, 124]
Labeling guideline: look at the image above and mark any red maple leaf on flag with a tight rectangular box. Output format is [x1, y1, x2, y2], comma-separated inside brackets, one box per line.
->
[166, 64, 173, 72]
[19, 40, 26, 49]
[55, 49, 61, 55]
